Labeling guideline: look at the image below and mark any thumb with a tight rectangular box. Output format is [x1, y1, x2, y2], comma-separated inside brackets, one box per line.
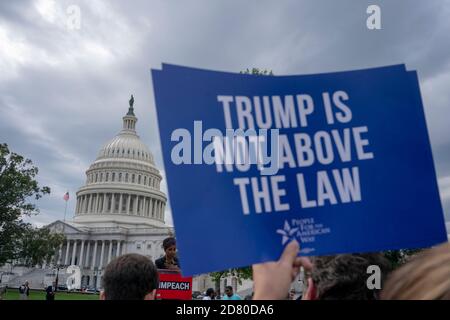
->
[280, 240, 300, 265]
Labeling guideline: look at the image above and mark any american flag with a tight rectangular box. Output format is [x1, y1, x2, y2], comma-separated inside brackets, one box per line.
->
[63, 192, 69, 201]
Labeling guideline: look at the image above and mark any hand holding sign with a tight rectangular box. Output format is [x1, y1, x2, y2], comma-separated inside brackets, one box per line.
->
[252, 240, 313, 300]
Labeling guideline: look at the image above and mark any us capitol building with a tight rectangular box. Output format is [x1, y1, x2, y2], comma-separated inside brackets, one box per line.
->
[2, 98, 173, 289]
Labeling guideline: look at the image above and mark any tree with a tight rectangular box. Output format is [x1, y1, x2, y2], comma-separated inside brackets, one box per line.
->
[18, 227, 65, 267]
[210, 267, 253, 291]
[384, 248, 422, 269]
[0, 143, 63, 266]
[240, 68, 273, 76]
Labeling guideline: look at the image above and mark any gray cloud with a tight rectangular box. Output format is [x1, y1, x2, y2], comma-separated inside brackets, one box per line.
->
[1, 0, 449, 229]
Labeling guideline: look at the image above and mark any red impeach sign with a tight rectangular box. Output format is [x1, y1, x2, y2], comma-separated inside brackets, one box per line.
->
[156, 270, 192, 300]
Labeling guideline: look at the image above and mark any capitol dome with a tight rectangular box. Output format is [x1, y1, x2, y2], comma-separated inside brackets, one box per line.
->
[96, 126, 155, 165]
[73, 98, 167, 228]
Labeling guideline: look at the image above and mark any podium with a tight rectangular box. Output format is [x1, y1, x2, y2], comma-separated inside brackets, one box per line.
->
[156, 269, 192, 300]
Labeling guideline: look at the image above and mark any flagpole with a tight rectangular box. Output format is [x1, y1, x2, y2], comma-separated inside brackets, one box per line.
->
[63, 191, 69, 223]
[63, 200, 68, 223]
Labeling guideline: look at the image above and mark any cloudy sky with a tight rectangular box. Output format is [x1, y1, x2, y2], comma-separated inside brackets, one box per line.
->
[1, 0, 449, 229]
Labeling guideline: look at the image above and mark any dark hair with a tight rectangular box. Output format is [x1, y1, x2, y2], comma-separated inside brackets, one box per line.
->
[102, 253, 159, 300]
[206, 288, 215, 297]
[225, 286, 233, 291]
[311, 253, 390, 300]
[163, 237, 176, 251]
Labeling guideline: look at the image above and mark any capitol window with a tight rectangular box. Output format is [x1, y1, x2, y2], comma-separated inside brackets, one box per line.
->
[132, 174, 135, 183]
[106, 173, 109, 182]
[125, 173, 129, 182]
[144, 176, 147, 185]
[100, 173, 103, 182]
[138, 175, 141, 184]
[118, 173, 122, 182]
[112, 172, 115, 182]
[129, 197, 134, 212]
[122, 195, 127, 211]
[95, 173, 98, 182]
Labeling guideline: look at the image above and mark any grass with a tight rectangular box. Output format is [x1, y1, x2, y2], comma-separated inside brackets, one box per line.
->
[2, 289, 100, 300]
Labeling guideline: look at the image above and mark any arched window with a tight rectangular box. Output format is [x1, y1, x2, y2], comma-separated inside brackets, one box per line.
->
[100, 173, 103, 182]
[144, 176, 147, 185]
[138, 175, 141, 184]
[132, 174, 135, 183]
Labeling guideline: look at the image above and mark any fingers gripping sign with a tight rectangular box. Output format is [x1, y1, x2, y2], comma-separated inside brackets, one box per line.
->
[252, 240, 313, 300]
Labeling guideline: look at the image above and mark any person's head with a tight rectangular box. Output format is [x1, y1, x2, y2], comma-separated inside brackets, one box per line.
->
[162, 237, 177, 260]
[206, 288, 215, 298]
[304, 253, 390, 300]
[225, 286, 233, 297]
[24, 281, 28, 286]
[381, 242, 450, 300]
[100, 253, 159, 300]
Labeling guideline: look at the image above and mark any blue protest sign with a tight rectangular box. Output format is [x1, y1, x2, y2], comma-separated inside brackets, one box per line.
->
[151, 64, 447, 276]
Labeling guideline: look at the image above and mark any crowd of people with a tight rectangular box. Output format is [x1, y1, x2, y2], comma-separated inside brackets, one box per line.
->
[11, 236, 450, 300]
[97, 236, 450, 300]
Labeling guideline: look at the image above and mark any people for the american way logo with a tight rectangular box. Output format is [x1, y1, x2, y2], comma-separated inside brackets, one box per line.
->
[276, 220, 316, 254]
[276, 220, 299, 245]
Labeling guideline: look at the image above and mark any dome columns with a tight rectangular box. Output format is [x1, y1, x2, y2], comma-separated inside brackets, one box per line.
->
[75, 192, 166, 221]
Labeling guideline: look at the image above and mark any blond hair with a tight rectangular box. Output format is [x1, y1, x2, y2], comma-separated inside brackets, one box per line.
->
[381, 242, 450, 300]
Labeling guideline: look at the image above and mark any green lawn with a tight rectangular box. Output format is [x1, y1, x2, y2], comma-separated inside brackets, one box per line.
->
[2, 289, 100, 300]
